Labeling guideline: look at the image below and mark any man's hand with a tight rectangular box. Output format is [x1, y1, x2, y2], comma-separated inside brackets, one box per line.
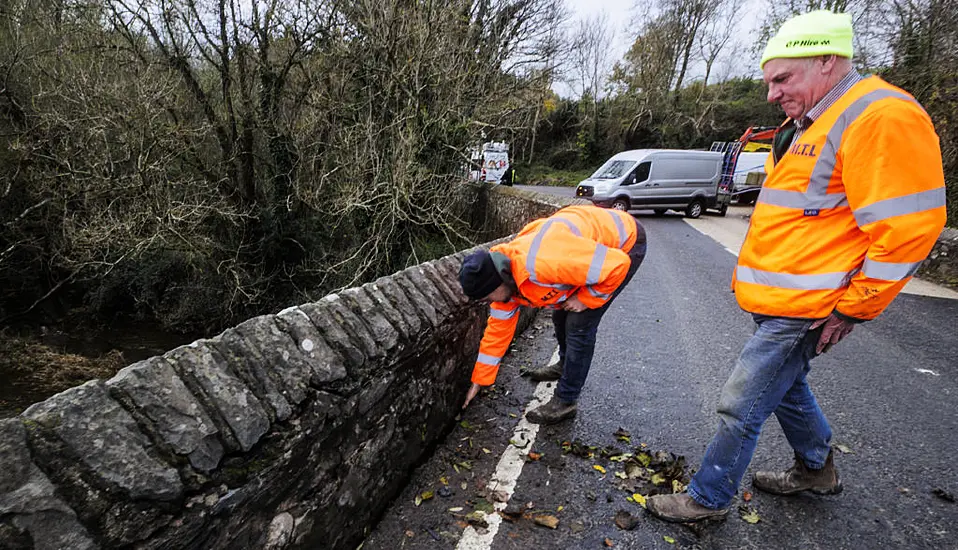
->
[562, 295, 587, 312]
[462, 382, 482, 409]
[810, 314, 856, 354]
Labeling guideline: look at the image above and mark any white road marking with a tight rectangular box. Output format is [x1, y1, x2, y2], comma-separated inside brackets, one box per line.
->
[456, 348, 560, 550]
[683, 213, 958, 301]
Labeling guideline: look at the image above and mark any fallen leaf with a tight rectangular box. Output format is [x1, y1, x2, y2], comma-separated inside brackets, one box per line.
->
[615, 471, 627, 479]
[834, 443, 854, 454]
[460, 482, 468, 490]
[474, 499, 495, 513]
[635, 451, 652, 467]
[414, 495, 422, 506]
[604, 537, 614, 547]
[664, 535, 676, 544]
[594, 465, 607, 474]
[533, 514, 559, 529]
[440, 477, 448, 485]
[448, 507, 464, 512]
[482, 448, 491, 454]
[404, 530, 415, 538]
[557, 505, 565, 512]
[614, 509, 639, 530]
[739, 505, 761, 524]
[464, 511, 488, 529]
[632, 493, 647, 509]
[421, 490, 434, 501]
[457, 461, 473, 471]
[508, 413, 518, 418]
[609, 453, 632, 462]
[672, 480, 686, 494]
[743, 491, 753, 502]
[651, 473, 667, 486]
[527, 451, 543, 461]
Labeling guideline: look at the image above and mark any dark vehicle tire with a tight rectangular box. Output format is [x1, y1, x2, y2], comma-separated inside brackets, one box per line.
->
[653, 209, 667, 216]
[612, 198, 630, 211]
[686, 199, 705, 219]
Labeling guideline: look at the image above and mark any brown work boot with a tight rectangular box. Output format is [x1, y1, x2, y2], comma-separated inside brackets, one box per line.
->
[526, 360, 563, 382]
[645, 493, 729, 523]
[525, 397, 577, 425]
[752, 451, 843, 496]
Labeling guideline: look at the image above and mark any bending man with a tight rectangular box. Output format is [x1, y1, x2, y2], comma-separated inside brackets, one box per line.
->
[458, 205, 647, 424]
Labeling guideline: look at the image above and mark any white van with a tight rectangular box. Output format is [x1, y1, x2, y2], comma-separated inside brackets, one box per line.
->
[575, 149, 730, 218]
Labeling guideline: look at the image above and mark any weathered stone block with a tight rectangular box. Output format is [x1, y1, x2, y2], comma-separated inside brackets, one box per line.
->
[165, 343, 270, 453]
[340, 287, 400, 355]
[274, 307, 349, 387]
[300, 299, 367, 370]
[433, 255, 469, 305]
[366, 279, 419, 340]
[420, 261, 462, 306]
[233, 315, 317, 406]
[107, 356, 224, 473]
[392, 271, 438, 328]
[0, 419, 97, 550]
[404, 266, 452, 320]
[23, 381, 183, 501]
[210, 328, 293, 423]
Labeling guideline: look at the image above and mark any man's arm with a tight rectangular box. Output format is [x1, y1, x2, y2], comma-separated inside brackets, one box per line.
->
[470, 302, 520, 384]
[836, 98, 947, 321]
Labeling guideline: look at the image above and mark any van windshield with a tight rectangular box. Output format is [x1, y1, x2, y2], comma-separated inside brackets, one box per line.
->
[591, 160, 636, 180]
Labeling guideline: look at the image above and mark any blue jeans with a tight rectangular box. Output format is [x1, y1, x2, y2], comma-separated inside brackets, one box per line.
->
[553, 229, 646, 403]
[687, 315, 833, 509]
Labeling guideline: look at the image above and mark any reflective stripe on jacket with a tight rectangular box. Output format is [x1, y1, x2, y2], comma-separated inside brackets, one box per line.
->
[472, 205, 639, 385]
[733, 76, 947, 321]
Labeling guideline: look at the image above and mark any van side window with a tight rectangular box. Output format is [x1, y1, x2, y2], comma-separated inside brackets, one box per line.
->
[634, 161, 651, 183]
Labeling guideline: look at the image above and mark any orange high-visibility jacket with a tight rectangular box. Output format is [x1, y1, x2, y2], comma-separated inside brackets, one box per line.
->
[472, 205, 639, 386]
[733, 76, 947, 320]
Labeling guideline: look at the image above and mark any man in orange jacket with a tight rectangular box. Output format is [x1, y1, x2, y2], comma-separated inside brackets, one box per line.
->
[646, 10, 947, 523]
[458, 205, 647, 424]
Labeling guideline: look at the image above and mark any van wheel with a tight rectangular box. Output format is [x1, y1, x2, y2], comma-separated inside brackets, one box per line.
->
[612, 198, 630, 211]
[653, 209, 667, 216]
[686, 200, 704, 219]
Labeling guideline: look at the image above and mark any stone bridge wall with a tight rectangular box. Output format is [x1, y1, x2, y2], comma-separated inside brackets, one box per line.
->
[0, 185, 586, 550]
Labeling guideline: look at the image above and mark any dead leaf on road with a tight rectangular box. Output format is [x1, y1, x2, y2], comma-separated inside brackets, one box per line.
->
[594, 464, 607, 474]
[604, 537, 614, 547]
[464, 511, 488, 529]
[533, 514, 559, 529]
[527, 451, 543, 461]
[739, 505, 761, 524]
[834, 443, 854, 454]
[614, 510, 639, 530]
[743, 491, 752, 502]
[664, 535, 676, 544]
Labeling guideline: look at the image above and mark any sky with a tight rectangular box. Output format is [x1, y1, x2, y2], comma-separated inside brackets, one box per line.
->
[555, 0, 765, 98]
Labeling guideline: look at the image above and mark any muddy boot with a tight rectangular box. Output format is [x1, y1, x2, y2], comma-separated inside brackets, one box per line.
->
[525, 397, 577, 425]
[526, 359, 564, 382]
[752, 450, 843, 496]
[645, 493, 729, 523]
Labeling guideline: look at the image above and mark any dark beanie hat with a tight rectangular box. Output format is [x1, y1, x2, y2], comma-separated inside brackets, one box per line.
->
[459, 251, 503, 299]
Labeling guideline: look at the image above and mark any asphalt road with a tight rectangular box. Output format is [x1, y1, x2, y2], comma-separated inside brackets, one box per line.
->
[364, 186, 958, 550]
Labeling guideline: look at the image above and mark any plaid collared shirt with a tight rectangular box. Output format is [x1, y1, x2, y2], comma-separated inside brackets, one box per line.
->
[792, 70, 864, 141]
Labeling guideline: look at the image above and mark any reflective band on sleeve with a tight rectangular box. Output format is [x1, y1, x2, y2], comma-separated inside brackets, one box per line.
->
[489, 308, 518, 320]
[586, 286, 610, 299]
[587, 244, 609, 285]
[476, 353, 501, 366]
[609, 211, 627, 249]
[736, 266, 853, 290]
[853, 187, 947, 226]
[862, 258, 922, 281]
[526, 219, 576, 290]
[555, 218, 583, 237]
